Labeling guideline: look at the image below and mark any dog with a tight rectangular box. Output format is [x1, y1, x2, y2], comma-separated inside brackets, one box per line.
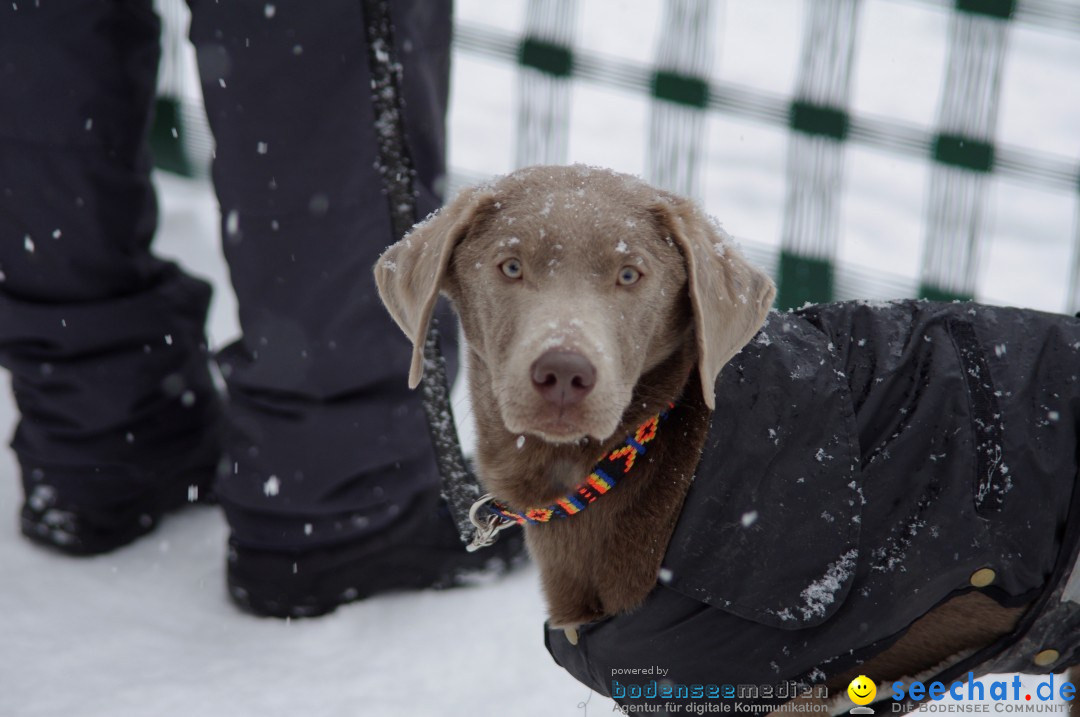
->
[375, 164, 1080, 711]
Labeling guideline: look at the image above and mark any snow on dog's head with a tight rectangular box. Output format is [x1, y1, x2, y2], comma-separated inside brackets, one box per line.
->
[374, 164, 775, 443]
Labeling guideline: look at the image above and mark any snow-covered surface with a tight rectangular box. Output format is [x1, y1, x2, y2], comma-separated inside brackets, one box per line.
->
[0, 174, 611, 717]
[3, 1, 1078, 715]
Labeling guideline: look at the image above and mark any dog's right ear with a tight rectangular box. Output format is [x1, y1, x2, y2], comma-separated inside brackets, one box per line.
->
[651, 193, 776, 410]
[374, 186, 490, 389]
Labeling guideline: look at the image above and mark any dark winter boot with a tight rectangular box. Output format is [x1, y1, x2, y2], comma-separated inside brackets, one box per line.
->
[0, 2, 225, 556]
[226, 493, 527, 618]
[20, 460, 218, 556]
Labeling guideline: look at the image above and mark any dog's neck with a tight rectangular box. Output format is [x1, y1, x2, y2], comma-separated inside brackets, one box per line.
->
[469, 342, 699, 511]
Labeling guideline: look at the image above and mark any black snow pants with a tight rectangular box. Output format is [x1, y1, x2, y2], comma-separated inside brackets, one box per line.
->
[0, 0, 456, 550]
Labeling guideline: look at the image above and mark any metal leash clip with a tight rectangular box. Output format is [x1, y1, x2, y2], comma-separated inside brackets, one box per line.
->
[467, 493, 517, 552]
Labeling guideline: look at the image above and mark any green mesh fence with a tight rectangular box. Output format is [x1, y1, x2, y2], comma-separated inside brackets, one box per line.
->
[151, 0, 1080, 314]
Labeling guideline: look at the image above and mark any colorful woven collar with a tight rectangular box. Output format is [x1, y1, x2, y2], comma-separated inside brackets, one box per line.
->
[488, 404, 675, 525]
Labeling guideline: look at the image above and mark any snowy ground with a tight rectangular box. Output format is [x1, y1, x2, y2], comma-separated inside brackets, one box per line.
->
[0, 173, 613, 717]
[3, 1, 1078, 715]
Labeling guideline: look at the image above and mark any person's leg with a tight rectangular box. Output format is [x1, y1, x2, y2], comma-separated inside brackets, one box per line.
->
[187, 0, 511, 617]
[0, 0, 222, 554]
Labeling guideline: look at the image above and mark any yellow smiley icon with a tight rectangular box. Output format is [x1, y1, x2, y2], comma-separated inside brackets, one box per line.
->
[848, 675, 877, 706]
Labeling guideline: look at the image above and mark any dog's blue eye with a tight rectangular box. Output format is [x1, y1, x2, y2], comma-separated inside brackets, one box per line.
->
[500, 258, 523, 280]
[617, 266, 641, 286]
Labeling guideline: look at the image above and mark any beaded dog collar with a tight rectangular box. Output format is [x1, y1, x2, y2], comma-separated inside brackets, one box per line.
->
[466, 404, 675, 551]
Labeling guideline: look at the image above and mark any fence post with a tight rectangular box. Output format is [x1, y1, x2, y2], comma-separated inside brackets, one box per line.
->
[778, 0, 861, 310]
[647, 0, 715, 199]
[1071, 198, 1080, 313]
[920, 1, 1012, 301]
[516, 0, 579, 168]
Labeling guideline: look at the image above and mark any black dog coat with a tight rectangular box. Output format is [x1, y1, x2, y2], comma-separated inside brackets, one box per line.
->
[547, 300, 1080, 709]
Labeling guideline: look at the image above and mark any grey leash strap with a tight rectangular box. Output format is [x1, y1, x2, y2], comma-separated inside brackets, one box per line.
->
[418, 323, 486, 545]
[420, 325, 517, 550]
[361, 0, 493, 547]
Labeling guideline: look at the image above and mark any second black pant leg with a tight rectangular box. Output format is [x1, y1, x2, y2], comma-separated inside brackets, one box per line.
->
[188, 0, 455, 550]
[0, 0, 223, 550]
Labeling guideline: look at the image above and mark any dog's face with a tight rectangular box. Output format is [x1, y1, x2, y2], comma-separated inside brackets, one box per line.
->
[375, 165, 775, 445]
[442, 180, 691, 443]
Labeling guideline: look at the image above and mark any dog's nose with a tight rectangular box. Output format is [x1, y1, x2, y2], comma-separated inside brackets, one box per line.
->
[531, 350, 596, 406]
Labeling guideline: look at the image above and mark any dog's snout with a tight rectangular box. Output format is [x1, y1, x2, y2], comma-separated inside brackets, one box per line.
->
[531, 350, 597, 406]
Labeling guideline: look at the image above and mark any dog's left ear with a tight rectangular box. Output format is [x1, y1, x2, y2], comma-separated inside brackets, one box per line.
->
[374, 186, 490, 388]
[652, 195, 776, 410]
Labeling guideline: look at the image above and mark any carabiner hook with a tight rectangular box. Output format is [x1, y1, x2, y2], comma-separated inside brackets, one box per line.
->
[466, 493, 516, 552]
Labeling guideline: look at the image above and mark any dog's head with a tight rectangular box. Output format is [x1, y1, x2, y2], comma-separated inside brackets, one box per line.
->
[375, 165, 775, 445]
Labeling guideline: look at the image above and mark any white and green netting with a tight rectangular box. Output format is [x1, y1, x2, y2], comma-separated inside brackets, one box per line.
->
[152, 0, 1080, 314]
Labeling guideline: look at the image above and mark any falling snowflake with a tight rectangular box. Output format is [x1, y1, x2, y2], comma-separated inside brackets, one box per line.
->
[264, 476, 280, 497]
